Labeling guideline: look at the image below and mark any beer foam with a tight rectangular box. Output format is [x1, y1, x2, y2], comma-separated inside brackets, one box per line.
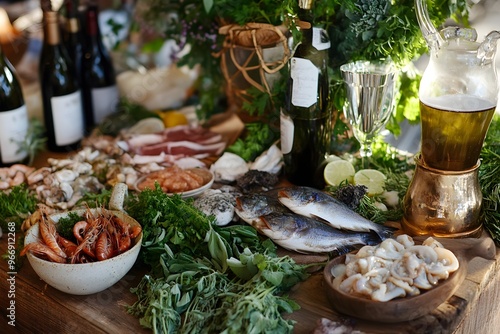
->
[422, 94, 495, 112]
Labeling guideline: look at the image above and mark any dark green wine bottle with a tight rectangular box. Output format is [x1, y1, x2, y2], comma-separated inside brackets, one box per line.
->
[281, 0, 332, 188]
[39, 8, 84, 152]
[81, 2, 119, 131]
[0, 45, 29, 166]
[62, 0, 83, 82]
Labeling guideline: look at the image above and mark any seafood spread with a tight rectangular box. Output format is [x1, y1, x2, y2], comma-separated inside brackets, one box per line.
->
[136, 166, 213, 193]
[260, 212, 380, 254]
[278, 186, 394, 240]
[21, 207, 142, 264]
[0, 164, 35, 190]
[330, 235, 460, 302]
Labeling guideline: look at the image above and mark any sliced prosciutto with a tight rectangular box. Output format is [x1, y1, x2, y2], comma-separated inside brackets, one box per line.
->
[127, 125, 226, 158]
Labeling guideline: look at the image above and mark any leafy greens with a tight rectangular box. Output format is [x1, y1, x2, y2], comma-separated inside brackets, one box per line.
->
[124, 185, 309, 333]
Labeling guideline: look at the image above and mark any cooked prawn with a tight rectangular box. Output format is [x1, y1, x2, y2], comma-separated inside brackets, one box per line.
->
[57, 235, 78, 257]
[95, 229, 115, 261]
[20, 243, 66, 263]
[38, 211, 67, 259]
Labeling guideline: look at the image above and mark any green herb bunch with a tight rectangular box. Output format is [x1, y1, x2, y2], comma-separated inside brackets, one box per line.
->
[0, 184, 38, 232]
[479, 115, 500, 245]
[125, 185, 310, 333]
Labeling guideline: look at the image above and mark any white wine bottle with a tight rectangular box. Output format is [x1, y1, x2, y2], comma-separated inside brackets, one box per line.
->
[81, 1, 119, 131]
[281, 0, 332, 188]
[39, 6, 84, 152]
[0, 45, 29, 166]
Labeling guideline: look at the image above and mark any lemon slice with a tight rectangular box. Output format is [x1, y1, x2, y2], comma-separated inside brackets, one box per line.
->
[128, 117, 165, 134]
[324, 159, 356, 186]
[159, 111, 189, 128]
[354, 169, 387, 196]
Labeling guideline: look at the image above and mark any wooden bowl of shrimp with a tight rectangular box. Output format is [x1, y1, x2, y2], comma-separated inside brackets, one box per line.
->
[23, 207, 143, 295]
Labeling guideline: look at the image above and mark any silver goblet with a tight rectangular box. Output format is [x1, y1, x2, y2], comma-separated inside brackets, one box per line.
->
[340, 60, 398, 167]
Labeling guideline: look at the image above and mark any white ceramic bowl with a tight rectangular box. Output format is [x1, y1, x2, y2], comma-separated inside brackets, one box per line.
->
[24, 208, 142, 295]
[135, 168, 214, 198]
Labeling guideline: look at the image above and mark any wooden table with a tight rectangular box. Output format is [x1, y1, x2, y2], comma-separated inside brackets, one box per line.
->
[2, 228, 500, 333]
[2, 145, 500, 333]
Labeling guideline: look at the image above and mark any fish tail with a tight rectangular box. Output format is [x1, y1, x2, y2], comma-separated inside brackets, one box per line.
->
[376, 226, 396, 241]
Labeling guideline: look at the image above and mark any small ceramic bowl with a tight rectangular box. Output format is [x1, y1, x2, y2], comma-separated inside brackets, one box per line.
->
[135, 167, 214, 198]
[323, 252, 466, 323]
[24, 208, 142, 295]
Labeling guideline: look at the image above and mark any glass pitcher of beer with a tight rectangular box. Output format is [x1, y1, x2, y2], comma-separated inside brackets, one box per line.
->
[402, 0, 500, 238]
[416, 0, 499, 171]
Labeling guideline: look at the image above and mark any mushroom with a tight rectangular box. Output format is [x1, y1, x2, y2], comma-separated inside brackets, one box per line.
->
[356, 245, 375, 258]
[413, 265, 433, 289]
[371, 283, 406, 302]
[422, 236, 444, 249]
[404, 245, 439, 264]
[388, 276, 420, 295]
[374, 238, 405, 260]
[339, 273, 363, 294]
[396, 234, 415, 248]
[434, 247, 459, 273]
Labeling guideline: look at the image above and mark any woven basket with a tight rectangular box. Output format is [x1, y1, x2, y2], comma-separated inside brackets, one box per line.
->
[217, 23, 290, 122]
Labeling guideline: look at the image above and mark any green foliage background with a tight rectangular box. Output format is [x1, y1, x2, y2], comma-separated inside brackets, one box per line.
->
[138, 0, 470, 138]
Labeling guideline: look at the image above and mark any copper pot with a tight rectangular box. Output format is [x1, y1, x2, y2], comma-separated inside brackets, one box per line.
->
[401, 156, 483, 238]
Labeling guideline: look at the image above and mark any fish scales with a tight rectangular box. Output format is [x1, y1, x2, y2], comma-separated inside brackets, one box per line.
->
[277, 186, 394, 240]
[260, 212, 379, 254]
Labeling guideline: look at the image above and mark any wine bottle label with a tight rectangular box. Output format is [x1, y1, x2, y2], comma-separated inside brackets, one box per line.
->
[91, 85, 119, 124]
[280, 109, 294, 154]
[312, 27, 331, 51]
[290, 57, 319, 108]
[0, 105, 29, 163]
[51, 91, 84, 146]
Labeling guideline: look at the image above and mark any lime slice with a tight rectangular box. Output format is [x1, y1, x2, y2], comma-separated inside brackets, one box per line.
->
[324, 159, 356, 186]
[354, 169, 387, 196]
[128, 117, 165, 134]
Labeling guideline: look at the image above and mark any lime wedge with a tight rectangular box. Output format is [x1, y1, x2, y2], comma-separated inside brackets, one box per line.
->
[354, 169, 387, 196]
[324, 160, 356, 186]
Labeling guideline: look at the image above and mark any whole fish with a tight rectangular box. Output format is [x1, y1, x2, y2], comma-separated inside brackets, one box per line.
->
[278, 186, 394, 240]
[260, 212, 379, 254]
[234, 193, 290, 229]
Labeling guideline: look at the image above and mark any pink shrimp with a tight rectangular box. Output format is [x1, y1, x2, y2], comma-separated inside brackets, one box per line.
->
[129, 225, 142, 239]
[73, 221, 89, 242]
[20, 243, 67, 263]
[38, 211, 67, 259]
[56, 235, 78, 257]
[70, 216, 104, 262]
[111, 216, 131, 253]
[95, 229, 115, 261]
